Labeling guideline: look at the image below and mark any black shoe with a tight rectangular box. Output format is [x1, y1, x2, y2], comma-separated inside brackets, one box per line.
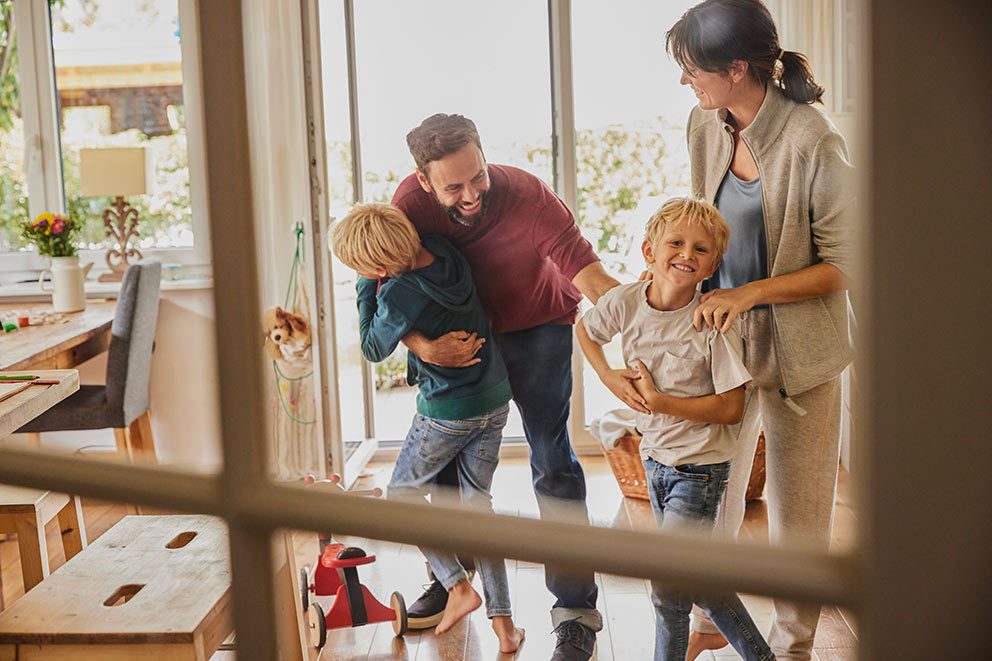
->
[550, 618, 596, 661]
[406, 580, 448, 630]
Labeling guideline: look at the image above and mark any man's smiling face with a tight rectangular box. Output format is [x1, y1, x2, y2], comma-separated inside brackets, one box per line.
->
[416, 143, 491, 226]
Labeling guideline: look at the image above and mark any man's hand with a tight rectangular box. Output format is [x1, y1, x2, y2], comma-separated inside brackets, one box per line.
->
[600, 367, 650, 414]
[405, 330, 485, 368]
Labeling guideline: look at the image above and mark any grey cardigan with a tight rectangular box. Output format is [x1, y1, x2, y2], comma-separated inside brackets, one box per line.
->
[687, 83, 855, 397]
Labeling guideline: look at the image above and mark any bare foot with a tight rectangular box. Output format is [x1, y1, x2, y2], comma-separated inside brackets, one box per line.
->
[434, 580, 481, 634]
[686, 630, 729, 660]
[491, 616, 525, 654]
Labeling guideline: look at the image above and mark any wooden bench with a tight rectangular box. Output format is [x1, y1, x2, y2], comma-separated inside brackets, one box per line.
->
[0, 515, 232, 660]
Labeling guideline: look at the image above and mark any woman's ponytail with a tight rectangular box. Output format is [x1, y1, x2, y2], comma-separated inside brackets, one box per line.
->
[778, 49, 825, 105]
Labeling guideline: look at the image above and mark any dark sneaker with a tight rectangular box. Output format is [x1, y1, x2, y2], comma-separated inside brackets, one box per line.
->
[550, 618, 596, 661]
[406, 580, 447, 630]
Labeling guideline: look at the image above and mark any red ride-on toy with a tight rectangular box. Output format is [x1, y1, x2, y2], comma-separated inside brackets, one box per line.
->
[299, 475, 408, 650]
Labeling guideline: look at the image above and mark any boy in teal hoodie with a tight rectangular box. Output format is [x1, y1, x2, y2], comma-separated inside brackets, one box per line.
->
[331, 203, 523, 653]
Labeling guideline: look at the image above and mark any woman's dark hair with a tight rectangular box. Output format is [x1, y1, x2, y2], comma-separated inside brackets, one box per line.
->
[666, 0, 825, 105]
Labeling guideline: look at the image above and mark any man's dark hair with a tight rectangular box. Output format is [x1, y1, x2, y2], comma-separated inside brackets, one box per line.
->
[406, 113, 485, 174]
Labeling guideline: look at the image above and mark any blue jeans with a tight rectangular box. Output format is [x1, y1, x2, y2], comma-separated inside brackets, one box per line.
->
[433, 324, 601, 630]
[387, 404, 512, 618]
[645, 458, 775, 661]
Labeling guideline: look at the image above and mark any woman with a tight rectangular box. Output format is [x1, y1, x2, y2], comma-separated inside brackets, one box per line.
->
[665, 1, 856, 659]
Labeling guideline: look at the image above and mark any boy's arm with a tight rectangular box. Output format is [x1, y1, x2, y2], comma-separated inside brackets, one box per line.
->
[357, 278, 414, 363]
[630, 359, 745, 425]
[576, 320, 649, 414]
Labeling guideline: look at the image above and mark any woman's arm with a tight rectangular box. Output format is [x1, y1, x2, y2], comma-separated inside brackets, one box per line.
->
[693, 262, 847, 333]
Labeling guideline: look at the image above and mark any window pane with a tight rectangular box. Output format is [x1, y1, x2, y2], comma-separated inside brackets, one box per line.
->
[572, 0, 698, 426]
[350, 0, 553, 440]
[0, 7, 30, 252]
[50, 0, 193, 250]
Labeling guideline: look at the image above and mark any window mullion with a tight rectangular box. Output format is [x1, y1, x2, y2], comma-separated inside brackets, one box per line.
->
[13, 0, 63, 218]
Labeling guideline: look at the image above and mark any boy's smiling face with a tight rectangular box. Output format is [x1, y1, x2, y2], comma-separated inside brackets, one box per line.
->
[642, 220, 720, 291]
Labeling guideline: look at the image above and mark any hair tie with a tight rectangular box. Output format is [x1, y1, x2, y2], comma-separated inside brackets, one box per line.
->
[778, 48, 786, 60]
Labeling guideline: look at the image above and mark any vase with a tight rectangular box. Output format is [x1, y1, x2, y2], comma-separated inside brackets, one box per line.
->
[39, 256, 93, 313]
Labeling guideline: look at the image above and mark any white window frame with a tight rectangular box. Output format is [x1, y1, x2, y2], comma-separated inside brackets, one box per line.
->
[3, 0, 212, 272]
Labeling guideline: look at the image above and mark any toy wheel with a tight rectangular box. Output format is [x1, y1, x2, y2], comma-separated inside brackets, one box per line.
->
[299, 566, 311, 612]
[390, 591, 408, 636]
[307, 602, 327, 649]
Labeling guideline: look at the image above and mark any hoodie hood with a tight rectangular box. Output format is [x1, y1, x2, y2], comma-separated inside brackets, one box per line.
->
[392, 234, 475, 312]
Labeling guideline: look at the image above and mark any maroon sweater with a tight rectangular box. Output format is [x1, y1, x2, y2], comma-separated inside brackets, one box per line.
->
[392, 165, 598, 334]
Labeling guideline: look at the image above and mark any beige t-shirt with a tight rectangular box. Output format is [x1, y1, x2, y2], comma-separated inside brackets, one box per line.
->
[581, 281, 752, 466]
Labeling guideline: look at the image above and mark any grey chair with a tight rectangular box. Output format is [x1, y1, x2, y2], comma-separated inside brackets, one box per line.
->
[18, 260, 163, 464]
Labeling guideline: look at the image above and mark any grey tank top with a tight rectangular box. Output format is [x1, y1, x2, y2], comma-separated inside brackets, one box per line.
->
[707, 169, 769, 304]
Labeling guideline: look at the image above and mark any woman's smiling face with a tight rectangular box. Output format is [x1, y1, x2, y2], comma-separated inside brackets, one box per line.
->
[679, 64, 735, 111]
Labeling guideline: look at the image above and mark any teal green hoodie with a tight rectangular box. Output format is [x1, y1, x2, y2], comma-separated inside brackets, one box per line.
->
[356, 235, 511, 421]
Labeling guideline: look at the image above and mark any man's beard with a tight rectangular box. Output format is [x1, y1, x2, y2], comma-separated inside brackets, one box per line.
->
[438, 189, 489, 227]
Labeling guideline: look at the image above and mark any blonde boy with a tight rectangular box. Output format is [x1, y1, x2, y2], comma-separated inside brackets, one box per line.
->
[576, 198, 774, 661]
[330, 204, 523, 653]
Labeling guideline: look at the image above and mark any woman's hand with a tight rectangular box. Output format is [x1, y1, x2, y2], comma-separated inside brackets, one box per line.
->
[693, 285, 761, 333]
[600, 367, 650, 414]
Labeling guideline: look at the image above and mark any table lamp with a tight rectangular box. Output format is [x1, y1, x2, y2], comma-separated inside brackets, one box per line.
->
[79, 147, 154, 282]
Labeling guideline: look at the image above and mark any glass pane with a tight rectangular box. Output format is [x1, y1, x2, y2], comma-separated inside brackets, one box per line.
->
[572, 0, 698, 426]
[50, 0, 193, 250]
[318, 0, 368, 458]
[350, 0, 553, 440]
[0, 7, 30, 252]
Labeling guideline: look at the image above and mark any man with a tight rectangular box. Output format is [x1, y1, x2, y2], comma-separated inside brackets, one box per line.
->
[391, 114, 639, 660]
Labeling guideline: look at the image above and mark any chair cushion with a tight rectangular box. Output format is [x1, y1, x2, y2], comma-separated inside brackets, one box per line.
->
[16, 385, 126, 433]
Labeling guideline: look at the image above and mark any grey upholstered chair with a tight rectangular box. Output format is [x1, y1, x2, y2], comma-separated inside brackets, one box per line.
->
[18, 260, 162, 464]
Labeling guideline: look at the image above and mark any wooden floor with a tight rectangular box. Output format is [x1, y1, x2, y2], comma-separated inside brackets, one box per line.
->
[0, 456, 858, 660]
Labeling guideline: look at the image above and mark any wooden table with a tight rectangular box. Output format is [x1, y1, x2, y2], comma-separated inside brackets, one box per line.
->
[0, 302, 115, 371]
[0, 515, 232, 660]
[0, 371, 79, 440]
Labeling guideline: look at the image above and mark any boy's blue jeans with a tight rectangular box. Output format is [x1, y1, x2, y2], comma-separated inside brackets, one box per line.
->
[387, 404, 512, 618]
[645, 458, 775, 661]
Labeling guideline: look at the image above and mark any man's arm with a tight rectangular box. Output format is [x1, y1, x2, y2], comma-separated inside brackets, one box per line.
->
[401, 330, 485, 368]
[572, 262, 620, 304]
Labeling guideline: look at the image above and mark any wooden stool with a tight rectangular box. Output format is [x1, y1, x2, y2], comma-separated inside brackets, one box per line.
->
[0, 515, 232, 660]
[0, 486, 87, 594]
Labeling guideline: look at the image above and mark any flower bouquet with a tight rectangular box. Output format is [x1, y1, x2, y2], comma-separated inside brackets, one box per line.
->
[21, 212, 81, 257]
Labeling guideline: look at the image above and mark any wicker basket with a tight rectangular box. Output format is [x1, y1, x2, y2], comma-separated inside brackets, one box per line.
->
[602, 431, 767, 502]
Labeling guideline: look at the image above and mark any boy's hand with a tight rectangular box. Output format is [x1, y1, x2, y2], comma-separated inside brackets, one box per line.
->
[415, 331, 485, 368]
[601, 367, 650, 414]
[630, 360, 659, 404]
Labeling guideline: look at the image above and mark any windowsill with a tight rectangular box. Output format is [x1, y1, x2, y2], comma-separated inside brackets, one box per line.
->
[0, 275, 214, 303]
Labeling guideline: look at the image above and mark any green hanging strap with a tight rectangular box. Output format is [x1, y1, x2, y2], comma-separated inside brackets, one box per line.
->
[273, 221, 316, 424]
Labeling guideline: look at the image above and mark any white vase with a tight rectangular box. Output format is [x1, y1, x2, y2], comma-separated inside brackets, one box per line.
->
[39, 256, 93, 313]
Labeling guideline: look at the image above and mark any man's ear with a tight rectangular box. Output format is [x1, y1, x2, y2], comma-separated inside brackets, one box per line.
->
[415, 169, 433, 194]
[641, 239, 655, 265]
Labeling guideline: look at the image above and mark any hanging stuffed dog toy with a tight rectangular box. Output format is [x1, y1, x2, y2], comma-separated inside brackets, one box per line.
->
[262, 306, 312, 367]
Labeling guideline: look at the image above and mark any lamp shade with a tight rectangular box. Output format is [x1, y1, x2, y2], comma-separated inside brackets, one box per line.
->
[79, 147, 154, 197]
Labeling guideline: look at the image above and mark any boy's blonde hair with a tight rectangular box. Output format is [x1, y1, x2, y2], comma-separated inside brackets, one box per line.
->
[330, 203, 421, 276]
[644, 197, 730, 261]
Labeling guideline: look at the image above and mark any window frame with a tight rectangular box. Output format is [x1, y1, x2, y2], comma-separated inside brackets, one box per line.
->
[3, 0, 212, 272]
